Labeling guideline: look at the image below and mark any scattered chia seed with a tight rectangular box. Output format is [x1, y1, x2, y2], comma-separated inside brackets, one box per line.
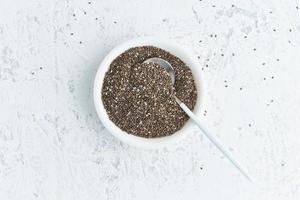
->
[102, 46, 197, 138]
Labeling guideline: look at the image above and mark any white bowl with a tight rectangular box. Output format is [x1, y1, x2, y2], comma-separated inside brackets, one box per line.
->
[93, 37, 203, 149]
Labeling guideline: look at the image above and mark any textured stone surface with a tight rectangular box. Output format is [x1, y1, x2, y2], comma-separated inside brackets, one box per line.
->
[0, 0, 300, 199]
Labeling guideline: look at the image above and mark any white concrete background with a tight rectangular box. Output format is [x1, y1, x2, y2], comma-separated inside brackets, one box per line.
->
[0, 0, 300, 199]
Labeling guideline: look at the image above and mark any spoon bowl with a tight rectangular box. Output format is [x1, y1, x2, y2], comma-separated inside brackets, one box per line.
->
[144, 57, 175, 85]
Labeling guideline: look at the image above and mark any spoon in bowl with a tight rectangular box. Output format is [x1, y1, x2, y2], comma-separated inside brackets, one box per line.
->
[144, 57, 252, 182]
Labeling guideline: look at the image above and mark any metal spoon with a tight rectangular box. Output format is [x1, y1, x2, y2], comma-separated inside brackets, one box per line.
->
[144, 57, 252, 182]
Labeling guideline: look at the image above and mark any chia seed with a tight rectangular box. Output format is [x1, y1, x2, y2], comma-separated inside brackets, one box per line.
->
[101, 46, 197, 138]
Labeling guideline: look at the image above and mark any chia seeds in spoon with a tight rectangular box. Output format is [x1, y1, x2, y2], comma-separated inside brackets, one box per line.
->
[102, 46, 197, 138]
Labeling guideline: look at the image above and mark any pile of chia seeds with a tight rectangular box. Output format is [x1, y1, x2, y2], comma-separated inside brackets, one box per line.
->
[101, 46, 197, 138]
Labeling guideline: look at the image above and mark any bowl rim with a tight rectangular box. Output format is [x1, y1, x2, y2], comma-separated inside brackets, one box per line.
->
[93, 37, 204, 148]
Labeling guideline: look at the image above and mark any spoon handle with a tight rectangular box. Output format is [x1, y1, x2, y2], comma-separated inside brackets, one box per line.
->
[175, 97, 252, 182]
